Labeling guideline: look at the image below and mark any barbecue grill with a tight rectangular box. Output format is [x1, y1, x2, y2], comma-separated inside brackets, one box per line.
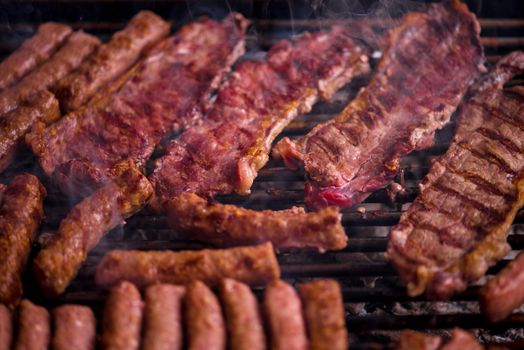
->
[1, 0, 523, 348]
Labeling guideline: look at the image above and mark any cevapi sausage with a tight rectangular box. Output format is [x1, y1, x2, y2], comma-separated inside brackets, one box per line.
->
[0, 304, 12, 350]
[52, 305, 96, 350]
[14, 300, 50, 350]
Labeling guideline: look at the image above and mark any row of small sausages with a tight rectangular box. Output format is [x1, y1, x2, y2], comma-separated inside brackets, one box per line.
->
[0, 278, 348, 350]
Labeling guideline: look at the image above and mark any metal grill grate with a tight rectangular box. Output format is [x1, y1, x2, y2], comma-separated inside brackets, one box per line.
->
[1, 2, 523, 349]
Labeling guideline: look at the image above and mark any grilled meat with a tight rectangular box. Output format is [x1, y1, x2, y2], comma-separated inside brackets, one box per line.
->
[33, 160, 153, 296]
[14, 300, 50, 350]
[219, 278, 266, 350]
[54, 11, 169, 112]
[0, 305, 12, 350]
[101, 281, 143, 350]
[166, 193, 347, 251]
[0, 90, 60, 173]
[52, 305, 96, 350]
[264, 279, 308, 350]
[299, 279, 348, 350]
[28, 13, 248, 197]
[274, 0, 485, 209]
[479, 250, 524, 322]
[185, 281, 226, 350]
[142, 284, 186, 350]
[387, 51, 524, 299]
[441, 328, 483, 350]
[95, 242, 280, 290]
[0, 23, 72, 91]
[0, 174, 46, 308]
[394, 330, 441, 350]
[0, 31, 100, 116]
[150, 26, 369, 206]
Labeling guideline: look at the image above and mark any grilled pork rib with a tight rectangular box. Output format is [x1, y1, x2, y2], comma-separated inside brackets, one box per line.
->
[387, 51, 524, 300]
[28, 13, 248, 196]
[274, 0, 485, 209]
[150, 26, 369, 206]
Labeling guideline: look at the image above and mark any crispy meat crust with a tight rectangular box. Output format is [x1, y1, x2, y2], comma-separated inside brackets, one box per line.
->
[33, 161, 153, 297]
[299, 279, 348, 350]
[0, 23, 72, 91]
[165, 193, 347, 251]
[28, 13, 248, 197]
[14, 300, 51, 350]
[95, 242, 280, 290]
[387, 51, 524, 299]
[264, 279, 308, 350]
[54, 11, 170, 112]
[274, 0, 485, 209]
[52, 305, 96, 350]
[185, 281, 226, 350]
[0, 31, 100, 116]
[101, 281, 143, 350]
[150, 26, 369, 205]
[219, 278, 265, 350]
[142, 284, 186, 350]
[0, 174, 46, 308]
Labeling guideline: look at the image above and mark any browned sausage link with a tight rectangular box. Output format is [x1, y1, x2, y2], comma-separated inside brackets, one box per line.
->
[264, 280, 308, 350]
[14, 300, 51, 350]
[185, 280, 226, 350]
[101, 281, 143, 350]
[299, 279, 348, 350]
[52, 305, 96, 350]
[440, 328, 483, 350]
[0, 304, 12, 350]
[142, 284, 186, 350]
[0, 90, 60, 173]
[0, 174, 46, 308]
[0, 23, 72, 91]
[394, 330, 441, 350]
[54, 11, 170, 112]
[0, 31, 100, 116]
[95, 242, 280, 290]
[219, 278, 265, 350]
[33, 160, 153, 297]
[479, 250, 524, 322]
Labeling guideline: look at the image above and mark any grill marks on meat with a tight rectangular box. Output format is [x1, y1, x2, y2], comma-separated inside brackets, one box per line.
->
[54, 11, 170, 112]
[52, 305, 96, 350]
[33, 161, 153, 297]
[150, 26, 369, 205]
[0, 91, 60, 173]
[95, 242, 280, 290]
[166, 193, 347, 252]
[274, 0, 485, 209]
[0, 174, 46, 309]
[0, 31, 100, 116]
[387, 51, 524, 300]
[0, 23, 72, 91]
[14, 300, 51, 350]
[28, 14, 248, 196]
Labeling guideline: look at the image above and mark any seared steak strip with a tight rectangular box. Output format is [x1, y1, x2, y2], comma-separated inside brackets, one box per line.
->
[150, 26, 369, 206]
[219, 278, 265, 350]
[95, 242, 280, 290]
[479, 251, 524, 323]
[0, 304, 12, 350]
[54, 11, 170, 112]
[0, 31, 100, 116]
[0, 174, 46, 308]
[264, 279, 308, 350]
[166, 193, 347, 251]
[28, 14, 248, 197]
[274, 0, 485, 209]
[52, 305, 96, 350]
[185, 281, 226, 350]
[14, 300, 50, 350]
[0, 90, 60, 173]
[299, 279, 348, 350]
[387, 51, 524, 299]
[33, 161, 153, 296]
[101, 281, 143, 350]
[0, 22, 72, 91]
[142, 284, 186, 350]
